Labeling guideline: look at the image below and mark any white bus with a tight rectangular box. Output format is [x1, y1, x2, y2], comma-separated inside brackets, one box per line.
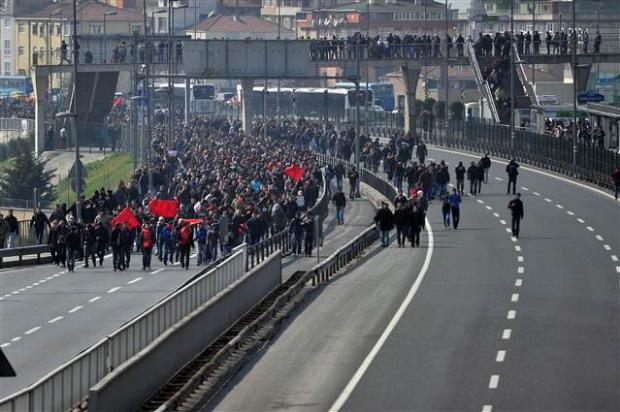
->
[153, 82, 216, 114]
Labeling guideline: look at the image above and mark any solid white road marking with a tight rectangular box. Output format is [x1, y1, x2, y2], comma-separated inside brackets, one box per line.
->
[489, 375, 500, 389]
[520, 187, 529, 191]
[128, 277, 143, 284]
[595, 235, 604, 241]
[68, 305, 83, 313]
[88, 296, 101, 303]
[496, 351, 506, 362]
[577, 218, 585, 223]
[0, 343, 10, 348]
[518, 266, 525, 274]
[511, 293, 519, 302]
[586, 226, 595, 232]
[514, 245, 521, 252]
[107, 287, 121, 294]
[603, 244, 611, 251]
[328, 220, 435, 412]
[507, 310, 516, 319]
[48, 316, 64, 323]
[24, 326, 41, 335]
[515, 279, 523, 287]
[544, 198, 553, 203]
[150, 268, 165, 275]
[482, 405, 493, 412]
[611, 255, 618, 262]
[493, 212, 500, 217]
[567, 211, 575, 216]
[517, 256, 524, 262]
[502, 329, 512, 339]
[556, 204, 564, 209]
[500, 219, 507, 225]
[11, 336, 21, 342]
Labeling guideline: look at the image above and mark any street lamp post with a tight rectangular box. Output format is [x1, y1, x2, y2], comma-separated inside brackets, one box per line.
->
[571, 0, 577, 166]
[103, 11, 117, 63]
[444, 0, 449, 136]
[510, 0, 515, 151]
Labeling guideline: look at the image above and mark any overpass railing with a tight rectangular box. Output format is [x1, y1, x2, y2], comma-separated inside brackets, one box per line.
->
[0, 118, 33, 132]
[0, 246, 246, 412]
[309, 41, 469, 62]
[369, 119, 619, 190]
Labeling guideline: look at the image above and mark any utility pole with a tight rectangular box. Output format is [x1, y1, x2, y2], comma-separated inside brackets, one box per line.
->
[143, 0, 153, 193]
[365, 0, 370, 136]
[444, 0, 449, 135]
[571, 0, 577, 166]
[73, 0, 81, 221]
[510, 0, 515, 151]
[355, 41, 361, 198]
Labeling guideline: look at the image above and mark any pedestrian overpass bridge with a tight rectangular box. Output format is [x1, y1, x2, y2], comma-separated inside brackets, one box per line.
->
[31, 36, 620, 154]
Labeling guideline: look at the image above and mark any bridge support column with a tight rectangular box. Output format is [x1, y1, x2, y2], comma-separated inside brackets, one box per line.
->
[240, 79, 255, 133]
[32, 69, 49, 157]
[400, 65, 421, 136]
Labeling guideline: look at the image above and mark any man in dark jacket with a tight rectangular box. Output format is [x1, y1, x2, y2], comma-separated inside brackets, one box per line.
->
[455, 161, 466, 195]
[347, 168, 359, 200]
[409, 204, 425, 247]
[467, 161, 479, 196]
[301, 212, 315, 257]
[374, 202, 394, 247]
[332, 189, 346, 225]
[66, 225, 82, 272]
[30, 207, 50, 244]
[289, 212, 303, 255]
[393, 202, 409, 247]
[480, 153, 492, 183]
[508, 193, 524, 238]
[5, 209, 19, 248]
[506, 159, 520, 195]
[416, 141, 428, 164]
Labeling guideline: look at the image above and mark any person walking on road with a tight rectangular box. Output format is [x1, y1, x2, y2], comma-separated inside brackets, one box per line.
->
[140, 221, 155, 270]
[416, 141, 428, 164]
[334, 162, 346, 191]
[66, 225, 81, 272]
[394, 202, 410, 247]
[448, 188, 462, 229]
[82, 224, 97, 268]
[374, 202, 394, 247]
[409, 205, 424, 247]
[612, 165, 620, 200]
[332, 189, 346, 225]
[441, 194, 451, 229]
[508, 193, 524, 238]
[94, 221, 108, 267]
[30, 207, 50, 244]
[5, 209, 18, 248]
[347, 167, 359, 200]
[467, 161, 479, 196]
[0, 214, 10, 248]
[506, 159, 520, 195]
[480, 153, 492, 183]
[455, 161, 466, 195]
[177, 222, 194, 269]
[195, 221, 208, 265]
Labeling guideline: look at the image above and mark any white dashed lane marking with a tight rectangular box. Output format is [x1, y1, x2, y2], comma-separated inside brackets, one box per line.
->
[566, 211, 575, 216]
[595, 235, 604, 241]
[517, 256, 524, 262]
[496, 350, 506, 362]
[603, 244, 611, 251]
[477, 199, 485, 204]
[520, 187, 529, 191]
[493, 212, 500, 217]
[24, 326, 41, 335]
[11, 336, 21, 342]
[556, 204, 564, 209]
[151, 268, 165, 275]
[482, 405, 493, 412]
[533, 192, 541, 196]
[616, 267, 620, 274]
[68, 305, 83, 314]
[505, 228, 512, 233]
[544, 198, 553, 203]
[489, 375, 500, 389]
[586, 226, 595, 232]
[107, 287, 122, 294]
[48, 316, 63, 323]
[515, 279, 523, 287]
[494, 177, 502, 181]
[128, 277, 143, 284]
[500, 220, 507, 225]
[514, 245, 521, 252]
[88, 296, 101, 303]
[577, 218, 585, 224]
[0, 343, 10, 348]
[502, 329, 512, 340]
[611, 255, 618, 262]
[511, 293, 519, 302]
[517, 267, 525, 274]
[507, 310, 516, 319]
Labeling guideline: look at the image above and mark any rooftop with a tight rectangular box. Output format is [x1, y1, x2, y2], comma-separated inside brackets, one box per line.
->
[326, 0, 447, 13]
[17, 0, 143, 21]
[189, 14, 294, 34]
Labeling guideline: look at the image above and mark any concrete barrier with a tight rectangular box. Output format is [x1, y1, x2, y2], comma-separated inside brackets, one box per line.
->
[88, 252, 282, 412]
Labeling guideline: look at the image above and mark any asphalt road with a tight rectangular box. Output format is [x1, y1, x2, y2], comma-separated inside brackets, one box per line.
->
[0, 196, 375, 401]
[208, 147, 619, 412]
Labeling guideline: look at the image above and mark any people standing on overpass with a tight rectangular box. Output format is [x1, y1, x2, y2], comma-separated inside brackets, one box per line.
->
[480, 153, 492, 183]
[455, 161, 466, 195]
[449, 188, 462, 230]
[416, 141, 428, 164]
[394, 202, 409, 247]
[139, 221, 155, 271]
[508, 193, 525, 239]
[374, 202, 394, 247]
[5, 209, 19, 248]
[30, 207, 50, 245]
[612, 165, 620, 200]
[332, 189, 346, 225]
[506, 159, 520, 195]
[0, 214, 10, 249]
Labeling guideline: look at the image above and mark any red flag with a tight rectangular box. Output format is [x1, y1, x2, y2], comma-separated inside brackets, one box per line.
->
[149, 199, 179, 218]
[111, 207, 140, 229]
[181, 218, 202, 225]
[284, 164, 304, 182]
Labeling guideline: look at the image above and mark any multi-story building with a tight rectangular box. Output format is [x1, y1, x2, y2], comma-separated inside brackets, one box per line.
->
[151, 0, 217, 35]
[297, 0, 466, 40]
[261, 0, 345, 36]
[216, 0, 261, 17]
[0, 0, 46, 75]
[13, 0, 144, 76]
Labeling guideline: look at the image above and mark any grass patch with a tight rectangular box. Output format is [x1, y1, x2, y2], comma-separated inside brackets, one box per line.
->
[53, 153, 133, 204]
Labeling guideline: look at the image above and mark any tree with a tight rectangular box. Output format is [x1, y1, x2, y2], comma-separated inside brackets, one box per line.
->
[0, 142, 54, 202]
[450, 101, 466, 121]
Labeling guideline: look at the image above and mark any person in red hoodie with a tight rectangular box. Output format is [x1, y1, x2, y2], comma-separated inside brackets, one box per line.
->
[139, 221, 155, 270]
[177, 221, 194, 269]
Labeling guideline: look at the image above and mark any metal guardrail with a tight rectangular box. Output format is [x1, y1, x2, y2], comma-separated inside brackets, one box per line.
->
[246, 170, 329, 271]
[467, 41, 500, 123]
[0, 246, 246, 412]
[0, 118, 33, 132]
[0, 244, 50, 267]
[513, 44, 540, 107]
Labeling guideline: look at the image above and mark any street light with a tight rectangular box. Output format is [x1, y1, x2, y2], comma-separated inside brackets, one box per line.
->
[56, 110, 81, 219]
[167, 1, 188, 147]
[103, 11, 117, 63]
[347, 74, 361, 198]
[130, 95, 146, 172]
